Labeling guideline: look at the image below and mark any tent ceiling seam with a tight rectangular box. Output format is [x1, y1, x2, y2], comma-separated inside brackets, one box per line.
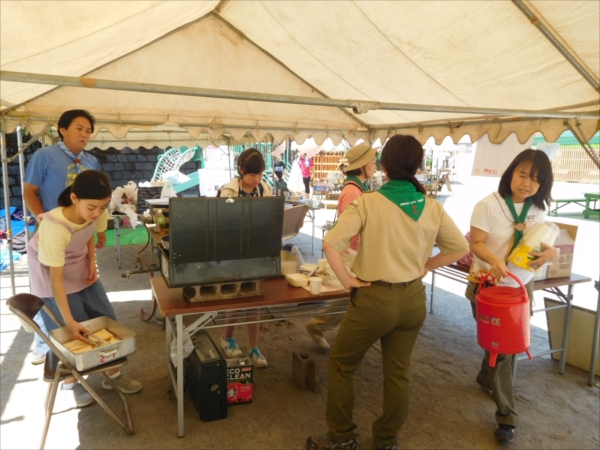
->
[212, 12, 372, 131]
[512, 0, 600, 92]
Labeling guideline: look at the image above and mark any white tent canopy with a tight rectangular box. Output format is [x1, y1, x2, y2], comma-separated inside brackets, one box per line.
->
[1, 0, 599, 148]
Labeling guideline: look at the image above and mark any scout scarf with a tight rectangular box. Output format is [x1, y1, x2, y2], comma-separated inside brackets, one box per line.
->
[378, 179, 426, 221]
[504, 195, 532, 252]
[344, 175, 369, 192]
[60, 145, 84, 174]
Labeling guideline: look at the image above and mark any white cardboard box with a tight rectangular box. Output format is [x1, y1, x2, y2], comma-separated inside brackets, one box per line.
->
[546, 221, 578, 279]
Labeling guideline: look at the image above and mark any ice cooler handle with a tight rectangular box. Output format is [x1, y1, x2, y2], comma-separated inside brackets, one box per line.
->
[478, 271, 527, 300]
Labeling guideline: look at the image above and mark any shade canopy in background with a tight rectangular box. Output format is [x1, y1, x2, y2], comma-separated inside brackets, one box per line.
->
[1, 0, 599, 149]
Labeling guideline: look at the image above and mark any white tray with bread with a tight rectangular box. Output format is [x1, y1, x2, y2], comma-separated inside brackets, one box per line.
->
[49, 316, 137, 371]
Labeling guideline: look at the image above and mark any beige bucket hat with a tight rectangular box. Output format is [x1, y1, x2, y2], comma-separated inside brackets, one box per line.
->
[342, 142, 378, 173]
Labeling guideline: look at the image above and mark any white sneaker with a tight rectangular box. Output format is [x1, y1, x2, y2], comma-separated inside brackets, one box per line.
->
[305, 324, 330, 350]
[102, 372, 142, 394]
[220, 334, 243, 358]
[248, 347, 267, 368]
[58, 382, 95, 409]
[31, 350, 46, 365]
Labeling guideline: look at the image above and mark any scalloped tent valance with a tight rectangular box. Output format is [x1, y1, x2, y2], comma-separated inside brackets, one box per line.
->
[1, 1, 599, 149]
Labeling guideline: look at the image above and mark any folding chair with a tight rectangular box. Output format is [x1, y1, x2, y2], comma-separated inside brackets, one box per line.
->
[7, 294, 134, 450]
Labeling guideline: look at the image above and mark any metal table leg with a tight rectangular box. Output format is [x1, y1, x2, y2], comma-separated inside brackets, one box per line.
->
[430, 270, 436, 314]
[312, 211, 315, 254]
[558, 284, 574, 375]
[589, 282, 600, 386]
[176, 315, 184, 437]
[114, 216, 121, 269]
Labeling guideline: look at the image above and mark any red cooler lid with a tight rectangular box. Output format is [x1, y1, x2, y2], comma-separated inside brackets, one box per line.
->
[478, 286, 526, 303]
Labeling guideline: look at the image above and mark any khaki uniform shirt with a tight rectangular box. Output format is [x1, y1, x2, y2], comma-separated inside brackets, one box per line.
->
[324, 191, 468, 283]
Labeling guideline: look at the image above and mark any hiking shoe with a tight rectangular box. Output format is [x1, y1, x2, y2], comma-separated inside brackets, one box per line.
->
[494, 424, 515, 442]
[306, 434, 358, 450]
[376, 444, 397, 450]
[59, 382, 95, 408]
[476, 377, 493, 398]
[248, 347, 268, 368]
[220, 334, 243, 358]
[102, 373, 142, 394]
[305, 324, 330, 350]
[31, 350, 46, 365]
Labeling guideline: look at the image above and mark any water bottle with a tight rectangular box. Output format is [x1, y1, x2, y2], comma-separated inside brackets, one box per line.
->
[155, 209, 166, 233]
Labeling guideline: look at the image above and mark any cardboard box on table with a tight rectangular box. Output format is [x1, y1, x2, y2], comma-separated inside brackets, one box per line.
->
[533, 221, 578, 281]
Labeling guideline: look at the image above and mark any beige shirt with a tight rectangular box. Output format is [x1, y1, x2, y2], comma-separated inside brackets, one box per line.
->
[324, 191, 468, 283]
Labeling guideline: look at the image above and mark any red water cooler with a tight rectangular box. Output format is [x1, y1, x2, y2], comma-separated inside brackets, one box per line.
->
[476, 272, 533, 367]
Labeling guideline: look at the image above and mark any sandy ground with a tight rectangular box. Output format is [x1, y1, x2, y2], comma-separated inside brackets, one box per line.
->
[1, 175, 598, 449]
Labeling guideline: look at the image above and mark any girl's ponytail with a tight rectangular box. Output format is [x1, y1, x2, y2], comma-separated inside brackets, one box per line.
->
[57, 185, 74, 207]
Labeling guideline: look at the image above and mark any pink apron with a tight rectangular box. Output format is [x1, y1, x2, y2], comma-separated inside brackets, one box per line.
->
[28, 212, 99, 298]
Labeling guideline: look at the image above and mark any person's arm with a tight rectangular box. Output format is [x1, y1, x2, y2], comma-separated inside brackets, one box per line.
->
[470, 226, 507, 279]
[422, 249, 469, 278]
[85, 235, 99, 284]
[95, 231, 106, 249]
[23, 182, 44, 219]
[323, 242, 371, 290]
[527, 242, 558, 268]
[49, 266, 92, 342]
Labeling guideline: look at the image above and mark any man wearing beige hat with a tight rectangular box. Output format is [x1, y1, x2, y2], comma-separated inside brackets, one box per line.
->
[305, 142, 378, 349]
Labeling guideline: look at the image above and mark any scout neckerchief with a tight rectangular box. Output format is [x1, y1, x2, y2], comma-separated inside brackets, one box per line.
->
[504, 195, 532, 253]
[378, 179, 426, 221]
[344, 175, 369, 193]
[60, 144, 84, 174]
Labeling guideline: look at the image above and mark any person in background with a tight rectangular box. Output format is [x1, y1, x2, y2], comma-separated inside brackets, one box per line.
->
[23, 109, 104, 365]
[273, 155, 285, 182]
[465, 149, 557, 442]
[307, 135, 468, 450]
[299, 152, 314, 198]
[28, 170, 142, 409]
[218, 148, 273, 368]
[305, 142, 378, 349]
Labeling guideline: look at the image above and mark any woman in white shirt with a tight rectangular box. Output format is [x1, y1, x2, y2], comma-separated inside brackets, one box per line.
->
[466, 149, 557, 442]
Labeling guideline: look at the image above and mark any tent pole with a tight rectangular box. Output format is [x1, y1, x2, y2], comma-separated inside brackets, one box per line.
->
[1, 70, 598, 120]
[1, 119, 17, 295]
[512, 0, 600, 92]
[16, 127, 31, 244]
[564, 120, 600, 170]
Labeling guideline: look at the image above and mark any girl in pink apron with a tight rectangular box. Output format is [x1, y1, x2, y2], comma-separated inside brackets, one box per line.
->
[29, 170, 141, 408]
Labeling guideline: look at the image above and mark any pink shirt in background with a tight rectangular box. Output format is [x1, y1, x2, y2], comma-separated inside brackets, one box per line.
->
[299, 157, 314, 177]
[337, 183, 364, 251]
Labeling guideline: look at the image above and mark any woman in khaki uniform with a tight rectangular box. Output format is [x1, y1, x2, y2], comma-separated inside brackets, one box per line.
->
[307, 135, 469, 450]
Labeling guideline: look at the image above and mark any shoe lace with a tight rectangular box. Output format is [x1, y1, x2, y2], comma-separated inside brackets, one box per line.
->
[249, 348, 264, 359]
[73, 383, 89, 397]
[225, 337, 240, 350]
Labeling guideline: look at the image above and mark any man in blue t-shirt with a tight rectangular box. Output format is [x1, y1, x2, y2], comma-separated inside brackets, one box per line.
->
[23, 109, 105, 245]
[23, 109, 105, 365]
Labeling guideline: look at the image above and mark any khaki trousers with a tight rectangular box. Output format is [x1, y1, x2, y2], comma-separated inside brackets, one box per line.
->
[466, 280, 531, 427]
[326, 279, 427, 447]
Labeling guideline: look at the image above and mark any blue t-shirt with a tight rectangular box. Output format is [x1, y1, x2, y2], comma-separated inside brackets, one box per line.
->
[24, 142, 99, 211]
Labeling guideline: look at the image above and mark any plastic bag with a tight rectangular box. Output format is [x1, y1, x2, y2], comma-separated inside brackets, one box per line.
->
[501, 221, 560, 287]
[170, 328, 194, 368]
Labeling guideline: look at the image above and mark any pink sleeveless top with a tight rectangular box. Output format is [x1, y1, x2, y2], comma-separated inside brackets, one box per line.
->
[28, 212, 99, 298]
